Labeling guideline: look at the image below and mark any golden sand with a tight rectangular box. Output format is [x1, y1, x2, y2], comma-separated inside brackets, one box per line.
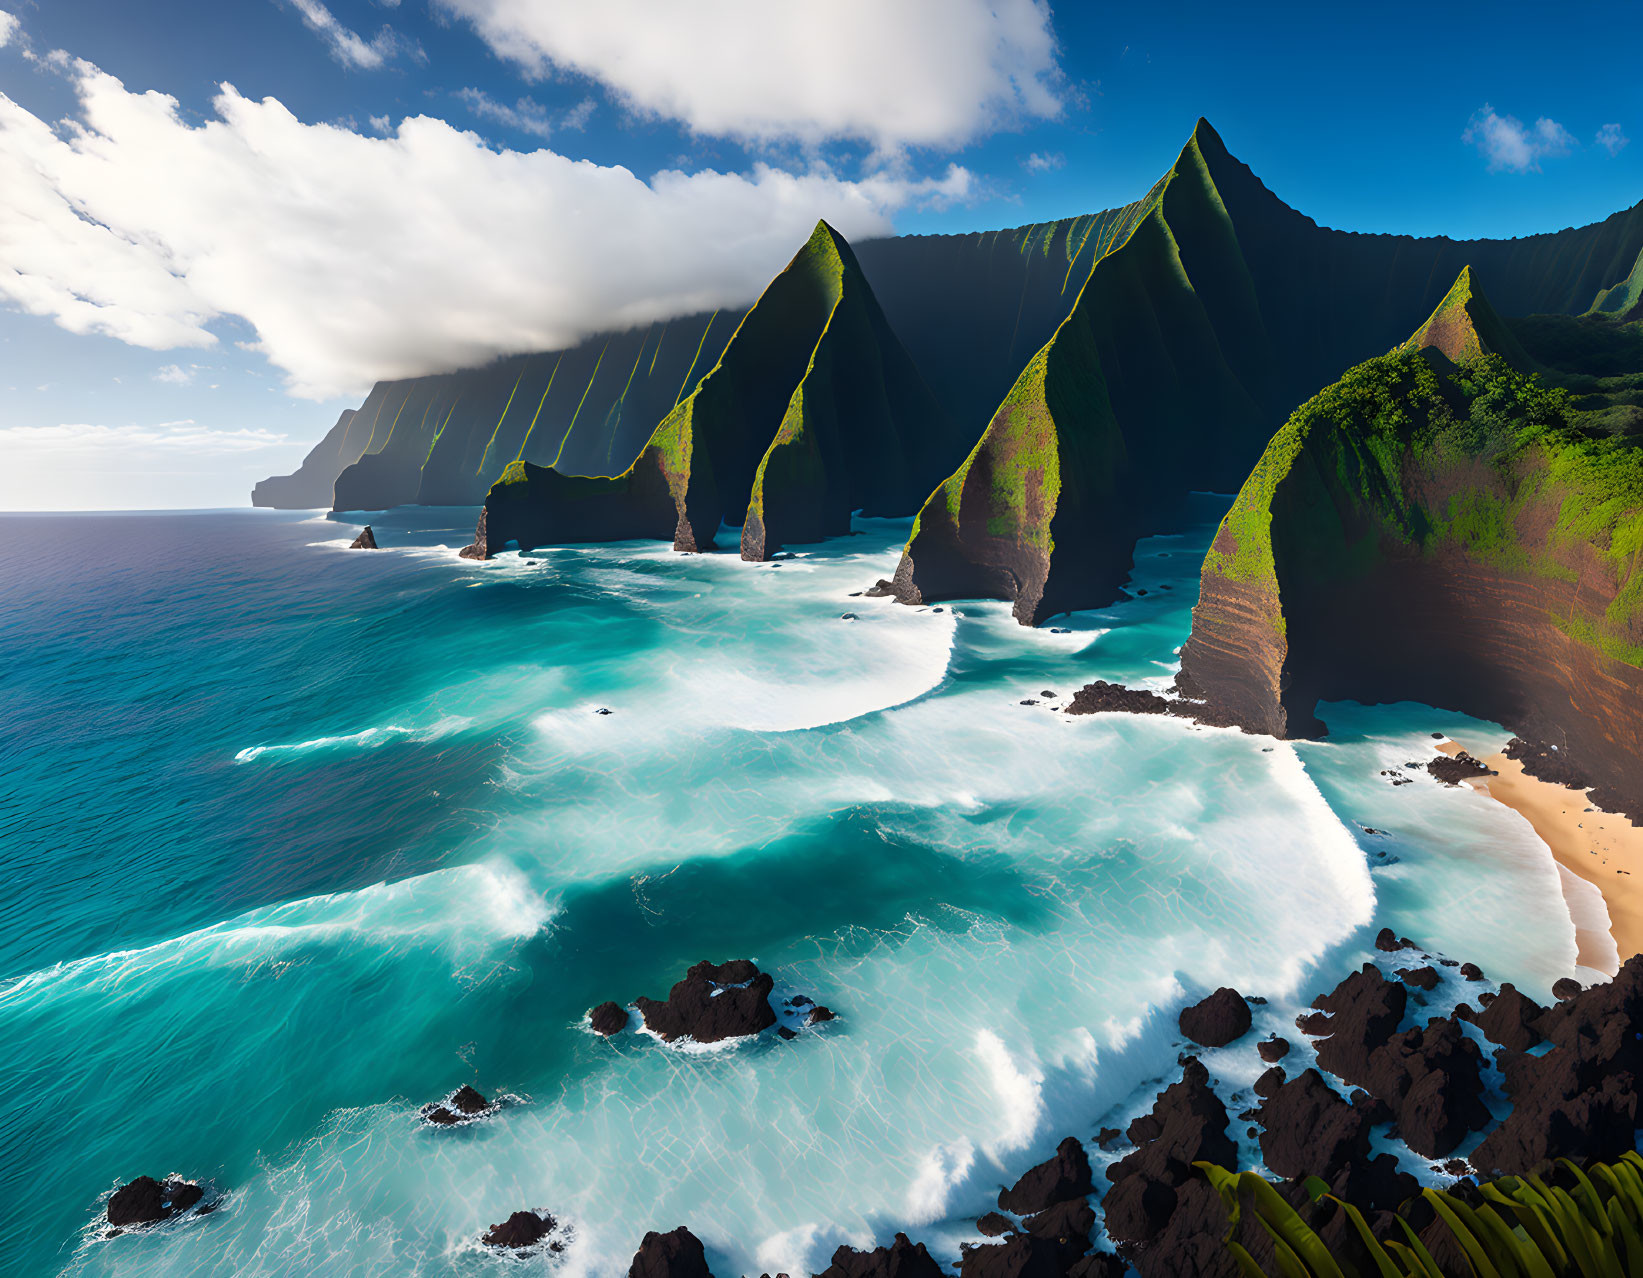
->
[1438, 740, 1643, 969]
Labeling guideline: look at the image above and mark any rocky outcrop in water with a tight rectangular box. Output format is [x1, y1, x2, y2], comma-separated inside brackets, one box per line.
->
[421, 1084, 493, 1126]
[816, 1232, 946, 1278]
[1178, 987, 1252, 1048]
[106, 1176, 206, 1229]
[482, 1210, 561, 1250]
[349, 525, 378, 549]
[629, 1226, 714, 1278]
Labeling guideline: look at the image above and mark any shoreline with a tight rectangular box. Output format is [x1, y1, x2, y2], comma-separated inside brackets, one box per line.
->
[1438, 738, 1643, 972]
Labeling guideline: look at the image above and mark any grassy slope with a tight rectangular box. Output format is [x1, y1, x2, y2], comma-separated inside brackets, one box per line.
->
[1199, 271, 1643, 666]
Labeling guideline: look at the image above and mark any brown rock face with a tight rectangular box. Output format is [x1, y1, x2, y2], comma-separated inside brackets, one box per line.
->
[629, 1226, 714, 1278]
[1181, 536, 1643, 823]
[349, 525, 379, 549]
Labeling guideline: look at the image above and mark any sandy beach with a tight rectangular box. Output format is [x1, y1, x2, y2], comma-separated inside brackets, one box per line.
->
[1439, 739, 1643, 972]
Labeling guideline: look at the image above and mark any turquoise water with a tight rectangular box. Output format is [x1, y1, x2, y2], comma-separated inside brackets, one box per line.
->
[0, 501, 1586, 1276]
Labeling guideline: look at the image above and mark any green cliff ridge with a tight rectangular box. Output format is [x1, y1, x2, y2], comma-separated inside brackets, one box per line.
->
[1178, 268, 1643, 817]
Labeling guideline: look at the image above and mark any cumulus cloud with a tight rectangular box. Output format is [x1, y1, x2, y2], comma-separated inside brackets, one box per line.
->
[278, 0, 417, 70]
[0, 10, 19, 49]
[154, 363, 194, 385]
[432, 0, 1063, 149]
[1463, 104, 1575, 172]
[0, 58, 972, 399]
[1597, 123, 1629, 156]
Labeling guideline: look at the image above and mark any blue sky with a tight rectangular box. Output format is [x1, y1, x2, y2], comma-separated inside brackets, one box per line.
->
[0, 0, 1638, 509]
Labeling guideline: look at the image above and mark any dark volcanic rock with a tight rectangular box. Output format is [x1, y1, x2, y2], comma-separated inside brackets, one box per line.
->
[1427, 751, 1494, 785]
[349, 525, 379, 549]
[1463, 982, 1545, 1051]
[1460, 962, 1485, 981]
[1361, 1018, 1490, 1157]
[483, 1210, 556, 1249]
[107, 1176, 205, 1228]
[808, 1005, 836, 1024]
[1253, 1066, 1286, 1098]
[1257, 1037, 1290, 1063]
[1179, 987, 1253, 1048]
[590, 1001, 630, 1036]
[1473, 955, 1643, 1174]
[1299, 964, 1407, 1086]
[1065, 1255, 1127, 1278]
[1256, 1069, 1370, 1182]
[975, 1212, 1015, 1237]
[1396, 965, 1440, 991]
[629, 1226, 713, 1278]
[424, 1084, 492, 1125]
[1064, 681, 1172, 716]
[998, 1136, 1092, 1215]
[634, 960, 777, 1044]
[1553, 977, 1583, 1002]
[958, 1232, 1068, 1277]
[817, 1232, 944, 1278]
[1374, 928, 1411, 953]
[1104, 1058, 1235, 1246]
[1023, 1198, 1094, 1265]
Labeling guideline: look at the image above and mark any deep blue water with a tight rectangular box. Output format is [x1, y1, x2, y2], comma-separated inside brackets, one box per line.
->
[0, 505, 1588, 1277]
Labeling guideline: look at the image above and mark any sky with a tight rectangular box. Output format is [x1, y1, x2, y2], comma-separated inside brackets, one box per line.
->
[0, 0, 1639, 510]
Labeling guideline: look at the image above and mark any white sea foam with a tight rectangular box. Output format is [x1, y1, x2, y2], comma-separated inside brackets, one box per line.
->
[235, 715, 470, 762]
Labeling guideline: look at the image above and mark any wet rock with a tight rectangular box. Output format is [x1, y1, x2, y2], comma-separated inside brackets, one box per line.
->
[999, 1136, 1092, 1215]
[633, 960, 777, 1044]
[1104, 1059, 1235, 1246]
[975, 1212, 1015, 1237]
[817, 1232, 944, 1278]
[1396, 966, 1440, 991]
[349, 525, 379, 549]
[590, 1001, 630, 1036]
[1064, 681, 1171, 716]
[1256, 1069, 1370, 1183]
[1257, 1037, 1290, 1063]
[629, 1226, 714, 1278]
[106, 1176, 205, 1228]
[1462, 983, 1545, 1052]
[1299, 964, 1407, 1087]
[1179, 987, 1252, 1048]
[424, 1084, 491, 1125]
[777, 1027, 798, 1041]
[808, 1006, 836, 1025]
[1374, 928, 1408, 953]
[958, 1233, 1067, 1278]
[482, 1210, 557, 1249]
[1253, 1066, 1286, 1099]
[1094, 1127, 1122, 1149]
[595, 707, 614, 715]
[1553, 977, 1583, 1002]
[1427, 751, 1494, 785]
[1460, 962, 1485, 981]
[1360, 1017, 1490, 1157]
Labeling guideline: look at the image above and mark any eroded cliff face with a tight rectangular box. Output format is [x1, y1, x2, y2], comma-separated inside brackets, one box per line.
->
[1177, 296, 1643, 819]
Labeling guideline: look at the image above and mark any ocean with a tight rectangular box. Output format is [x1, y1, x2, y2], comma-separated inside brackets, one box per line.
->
[0, 500, 1591, 1276]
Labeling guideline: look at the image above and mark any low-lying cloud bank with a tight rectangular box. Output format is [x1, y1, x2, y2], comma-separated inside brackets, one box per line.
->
[0, 52, 971, 399]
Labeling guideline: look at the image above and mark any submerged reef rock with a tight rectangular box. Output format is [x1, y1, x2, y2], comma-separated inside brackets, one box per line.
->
[348, 525, 378, 549]
[106, 1176, 205, 1229]
[815, 1231, 945, 1278]
[628, 1226, 714, 1278]
[481, 1210, 560, 1250]
[1178, 987, 1253, 1047]
[633, 960, 778, 1044]
[1177, 271, 1643, 817]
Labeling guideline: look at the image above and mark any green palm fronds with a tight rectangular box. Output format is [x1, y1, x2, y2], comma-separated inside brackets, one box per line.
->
[1193, 1153, 1643, 1278]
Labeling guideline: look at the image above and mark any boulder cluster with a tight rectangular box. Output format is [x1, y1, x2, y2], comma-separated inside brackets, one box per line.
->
[589, 959, 834, 1045]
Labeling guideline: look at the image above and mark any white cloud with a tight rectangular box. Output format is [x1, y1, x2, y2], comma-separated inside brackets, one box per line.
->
[278, 0, 415, 70]
[0, 421, 287, 453]
[1597, 123, 1629, 156]
[560, 97, 595, 133]
[154, 363, 194, 384]
[367, 113, 391, 134]
[0, 10, 19, 49]
[432, 0, 1063, 149]
[455, 87, 556, 140]
[0, 57, 972, 400]
[1463, 104, 1575, 173]
[1022, 150, 1063, 173]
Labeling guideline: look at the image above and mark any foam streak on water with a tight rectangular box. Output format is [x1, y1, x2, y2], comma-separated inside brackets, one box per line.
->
[0, 502, 1582, 1278]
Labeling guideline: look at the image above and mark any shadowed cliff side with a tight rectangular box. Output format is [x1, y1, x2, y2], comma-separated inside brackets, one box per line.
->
[1177, 272, 1643, 819]
[467, 222, 945, 557]
[884, 119, 1643, 625]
